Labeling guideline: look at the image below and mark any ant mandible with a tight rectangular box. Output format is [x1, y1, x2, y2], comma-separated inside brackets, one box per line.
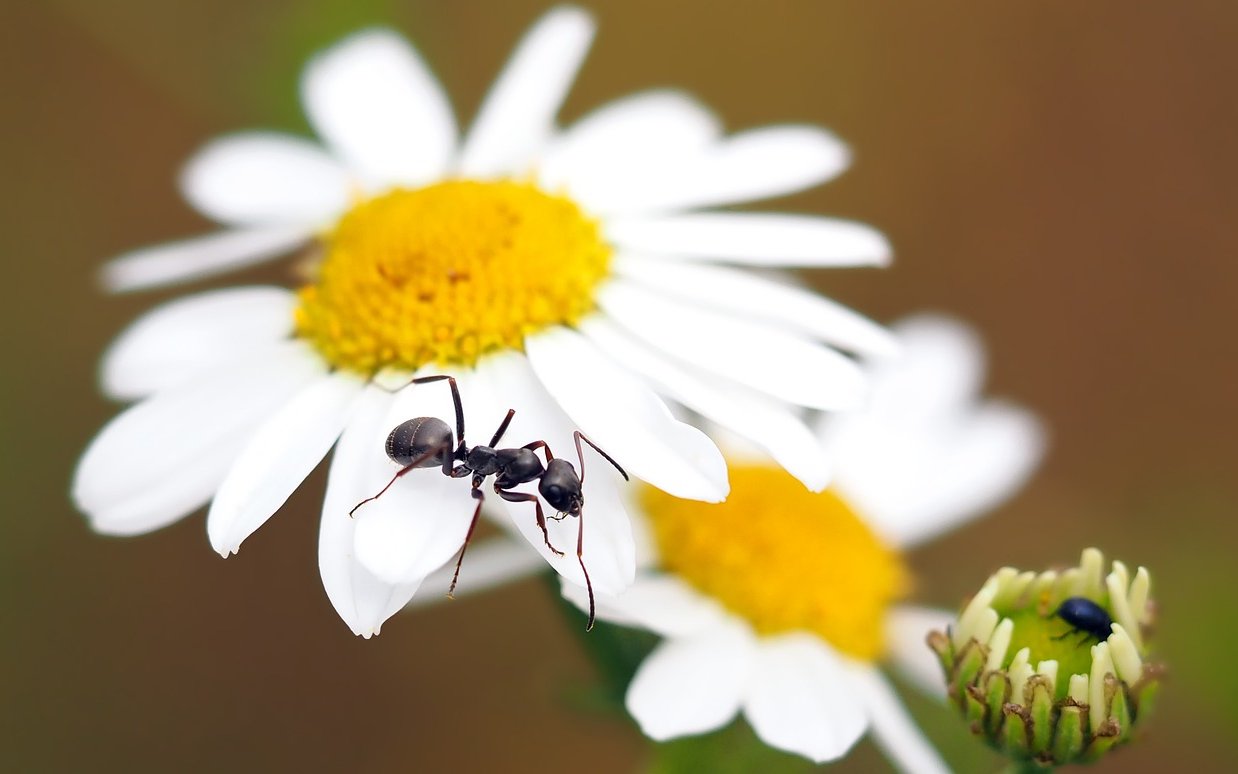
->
[348, 374, 628, 630]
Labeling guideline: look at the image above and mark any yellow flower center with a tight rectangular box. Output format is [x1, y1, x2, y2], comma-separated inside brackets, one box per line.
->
[295, 180, 611, 374]
[643, 464, 908, 660]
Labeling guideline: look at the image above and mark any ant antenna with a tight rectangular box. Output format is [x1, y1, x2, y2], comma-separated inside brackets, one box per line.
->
[570, 431, 627, 631]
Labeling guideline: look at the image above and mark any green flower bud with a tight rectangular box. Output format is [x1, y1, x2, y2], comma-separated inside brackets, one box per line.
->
[928, 548, 1163, 768]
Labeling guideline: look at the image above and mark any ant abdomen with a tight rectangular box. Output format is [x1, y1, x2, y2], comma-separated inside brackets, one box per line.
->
[385, 417, 454, 467]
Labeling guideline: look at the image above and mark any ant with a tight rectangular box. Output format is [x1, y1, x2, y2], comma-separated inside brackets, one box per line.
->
[348, 375, 628, 630]
[1051, 596, 1114, 645]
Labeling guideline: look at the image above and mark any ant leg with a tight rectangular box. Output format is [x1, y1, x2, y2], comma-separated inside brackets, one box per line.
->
[407, 375, 466, 450]
[349, 441, 451, 517]
[523, 440, 553, 461]
[496, 487, 564, 556]
[448, 485, 486, 598]
[488, 409, 515, 448]
[576, 504, 595, 631]
[573, 431, 629, 483]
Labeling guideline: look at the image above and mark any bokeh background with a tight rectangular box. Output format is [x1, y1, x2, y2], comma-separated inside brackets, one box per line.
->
[3, 0, 1236, 771]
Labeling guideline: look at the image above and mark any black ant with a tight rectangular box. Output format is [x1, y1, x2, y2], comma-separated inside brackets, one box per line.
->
[348, 375, 628, 630]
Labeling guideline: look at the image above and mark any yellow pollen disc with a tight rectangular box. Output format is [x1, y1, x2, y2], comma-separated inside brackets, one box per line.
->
[295, 180, 611, 374]
[643, 465, 909, 661]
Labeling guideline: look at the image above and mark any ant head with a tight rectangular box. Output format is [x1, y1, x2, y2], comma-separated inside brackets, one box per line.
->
[540, 459, 583, 515]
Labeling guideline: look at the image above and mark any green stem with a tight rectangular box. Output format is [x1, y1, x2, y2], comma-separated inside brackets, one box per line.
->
[544, 572, 657, 711]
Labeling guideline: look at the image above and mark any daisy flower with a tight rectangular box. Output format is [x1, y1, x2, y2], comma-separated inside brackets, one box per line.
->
[562, 316, 1046, 769]
[73, 7, 893, 637]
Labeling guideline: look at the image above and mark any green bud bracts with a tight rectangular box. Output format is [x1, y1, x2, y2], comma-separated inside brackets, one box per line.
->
[928, 549, 1163, 768]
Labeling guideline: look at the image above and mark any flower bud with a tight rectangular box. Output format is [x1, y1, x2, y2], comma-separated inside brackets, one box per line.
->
[928, 549, 1163, 767]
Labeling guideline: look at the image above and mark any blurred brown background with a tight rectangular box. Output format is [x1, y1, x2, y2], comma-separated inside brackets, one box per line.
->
[3, 0, 1236, 771]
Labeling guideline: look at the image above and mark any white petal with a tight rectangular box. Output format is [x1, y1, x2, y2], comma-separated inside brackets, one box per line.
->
[101, 226, 310, 293]
[470, 353, 636, 596]
[180, 132, 350, 226]
[301, 29, 456, 188]
[627, 622, 755, 740]
[409, 536, 546, 607]
[607, 213, 890, 267]
[847, 666, 949, 774]
[897, 404, 1045, 545]
[886, 606, 954, 699]
[582, 124, 849, 215]
[613, 255, 896, 357]
[207, 373, 365, 556]
[864, 315, 987, 421]
[539, 89, 720, 203]
[319, 386, 421, 637]
[561, 574, 729, 638]
[742, 635, 867, 763]
[101, 286, 297, 400]
[821, 314, 1046, 547]
[837, 402, 1045, 548]
[525, 327, 728, 502]
[580, 317, 831, 491]
[457, 7, 594, 177]
[351, 370, 480, 584]
[73, 343, 325, 535]
[598, 281, 867, 411]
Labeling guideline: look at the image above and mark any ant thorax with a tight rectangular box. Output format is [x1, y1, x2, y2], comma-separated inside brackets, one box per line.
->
[464, 445, 501, 476]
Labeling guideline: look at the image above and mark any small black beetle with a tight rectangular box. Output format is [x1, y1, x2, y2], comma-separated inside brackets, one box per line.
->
[1053, 596, 1114, 643]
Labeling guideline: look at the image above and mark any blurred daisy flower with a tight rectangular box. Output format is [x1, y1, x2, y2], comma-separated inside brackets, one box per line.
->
[73, 6, 892, 637]
[562, 316, 1046, 769]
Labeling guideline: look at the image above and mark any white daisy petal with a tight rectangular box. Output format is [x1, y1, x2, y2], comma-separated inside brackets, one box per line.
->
[562, 574, 728, 638]
[742, 635, 867, 763]
[613, 255, 897, 357]
[351, 372, 480, 585]
[866, 315, 986, 420]
[101, 226, 310, 293]
[101, 287, 297, 400]
[525, 327, 729, 502]
[458, 6, 594, 177]
[350, 466, 477, 585]
[588, 125, 850, 215]
[539, 89, 720, 202]
[302, 28, 456, 189]
[847, 666, 949, 774]
[819, 314, 1045, 547]
[598, 281, 867, 411]
[886, 606, 954, 699]
[409, 536, 546, 606]
[207, 373, 365, 557]
[606, 213, 891, 267]
[879, 403, 1045, 546]
[580, 317, 831, 491]
[627, 621, 755, 740]
[180, 132, 351, 226]
[73, 342, 325, 535]
[470, 353, 636, 596]
[319, 386, 421, 637]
